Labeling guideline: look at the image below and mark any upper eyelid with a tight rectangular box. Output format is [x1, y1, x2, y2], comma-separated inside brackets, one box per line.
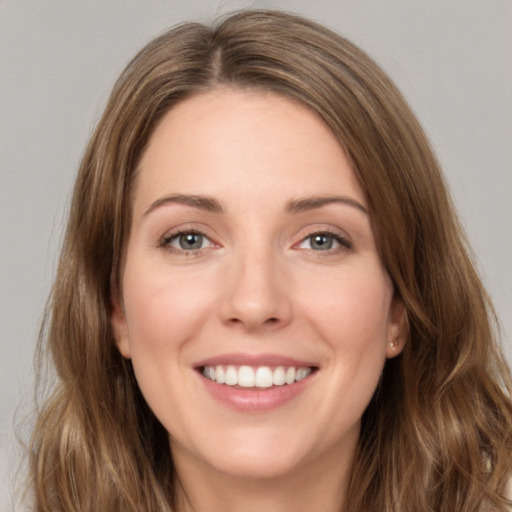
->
[294, 225, 352, 242]
[167, 228, 213, 239]
[297, 232, 351, 248]
[160, 223, 215, 239]
[162, 227, 209, 239]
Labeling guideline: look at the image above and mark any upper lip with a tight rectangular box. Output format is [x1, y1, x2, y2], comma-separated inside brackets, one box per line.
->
[194, 353, 319, 369]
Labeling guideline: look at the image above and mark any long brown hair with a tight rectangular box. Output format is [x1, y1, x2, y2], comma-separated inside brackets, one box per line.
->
[29, 9, 512, 511]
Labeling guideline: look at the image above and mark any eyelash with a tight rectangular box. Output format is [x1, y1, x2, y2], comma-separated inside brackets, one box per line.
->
[297, 230, 352, 253]
[158, 228, 352, 256]
[159, 229, 214, 256]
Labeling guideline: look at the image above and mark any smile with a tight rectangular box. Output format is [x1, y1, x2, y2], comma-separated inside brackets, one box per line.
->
[202, 365, 313, 388]
[195, 355, 319, 411]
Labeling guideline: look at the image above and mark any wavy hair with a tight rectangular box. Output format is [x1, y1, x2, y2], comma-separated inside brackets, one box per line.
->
[28, 9, 512, 511]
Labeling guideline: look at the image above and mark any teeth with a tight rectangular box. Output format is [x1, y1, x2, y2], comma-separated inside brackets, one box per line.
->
[202, 365, 312, 388]
[216, 365, 225, 384]
[238, 366, 255, 387]
[296, 368, 310, 381]
[255, 367, 273, 388]
[273, 366, 286, 385]
[225, 365, 238, 385]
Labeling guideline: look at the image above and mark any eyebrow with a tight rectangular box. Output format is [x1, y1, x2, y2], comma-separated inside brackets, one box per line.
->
[285, 195, 368, 215]
[143, 194, 224, 216]
[143, 193, 368, 217]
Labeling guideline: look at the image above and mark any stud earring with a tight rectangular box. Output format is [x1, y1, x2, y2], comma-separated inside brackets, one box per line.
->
[389, 339, 400, 350]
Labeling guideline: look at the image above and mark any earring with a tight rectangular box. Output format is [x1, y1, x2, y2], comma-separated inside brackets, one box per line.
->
[388, 339, 400, 350]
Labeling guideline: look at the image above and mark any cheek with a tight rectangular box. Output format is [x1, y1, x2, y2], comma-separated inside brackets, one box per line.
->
[301, 267, 392, 351]
[121, 257, 217, 356]
[301, 268, 392, 424]
[300, 264, 391, 395]
[119, 259, 219, 429]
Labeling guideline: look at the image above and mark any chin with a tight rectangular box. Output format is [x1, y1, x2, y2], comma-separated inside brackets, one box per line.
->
[171, 425, 312, 481]
[205, 450, 306, 480]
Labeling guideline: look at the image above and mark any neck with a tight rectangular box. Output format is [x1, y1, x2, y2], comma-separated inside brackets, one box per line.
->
[172, 441, 355, 512]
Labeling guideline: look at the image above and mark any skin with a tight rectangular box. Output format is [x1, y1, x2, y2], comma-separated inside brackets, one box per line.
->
[111, 89, 407, 512]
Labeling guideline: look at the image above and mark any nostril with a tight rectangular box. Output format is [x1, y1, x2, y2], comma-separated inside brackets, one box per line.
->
[228, 316, 280, 325]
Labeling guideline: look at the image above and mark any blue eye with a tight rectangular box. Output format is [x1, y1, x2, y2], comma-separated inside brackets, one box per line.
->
[298, 232, 350, 251]
[162, 231, 213, 252]
[309, 234, 335, 250]
[175, 232, 205, 250]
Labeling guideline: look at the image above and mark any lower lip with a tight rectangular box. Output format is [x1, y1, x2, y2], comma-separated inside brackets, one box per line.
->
[199, 372, 314, 412]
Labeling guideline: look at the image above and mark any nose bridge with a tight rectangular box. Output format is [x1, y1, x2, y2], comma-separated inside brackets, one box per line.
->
[220, 236, 291, 330]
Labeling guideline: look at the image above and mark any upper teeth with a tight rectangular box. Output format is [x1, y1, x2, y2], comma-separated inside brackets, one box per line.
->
[203, 365, 312, 388]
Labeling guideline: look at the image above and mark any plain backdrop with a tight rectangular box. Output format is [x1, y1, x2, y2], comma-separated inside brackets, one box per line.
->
[1, 0, 511, 508]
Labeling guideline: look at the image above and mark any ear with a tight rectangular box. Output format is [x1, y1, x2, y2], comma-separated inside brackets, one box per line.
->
[110, 287, 132, 359]
[385, 295, 408, 359]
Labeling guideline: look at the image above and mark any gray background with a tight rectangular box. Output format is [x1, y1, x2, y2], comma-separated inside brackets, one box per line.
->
[1, 0, 511, 508]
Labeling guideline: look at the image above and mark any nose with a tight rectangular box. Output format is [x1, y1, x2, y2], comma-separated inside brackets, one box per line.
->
[219, 247, 292, 332]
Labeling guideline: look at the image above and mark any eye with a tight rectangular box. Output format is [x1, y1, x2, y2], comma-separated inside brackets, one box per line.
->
[160, 230, 214, 253]
[298, 232, 351, 251]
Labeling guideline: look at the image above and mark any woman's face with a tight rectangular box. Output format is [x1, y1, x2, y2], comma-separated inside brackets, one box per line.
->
[112, 89, 406, 482]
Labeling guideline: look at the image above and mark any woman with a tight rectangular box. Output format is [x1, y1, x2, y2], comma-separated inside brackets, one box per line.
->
[29, 9, 512, 512]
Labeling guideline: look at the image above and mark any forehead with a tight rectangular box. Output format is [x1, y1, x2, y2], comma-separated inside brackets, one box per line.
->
[133, 89, 366, 217]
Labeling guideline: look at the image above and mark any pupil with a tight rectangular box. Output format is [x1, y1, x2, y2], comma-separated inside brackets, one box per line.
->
[311, 234, 333, 250]
[180, 233, 202, 250]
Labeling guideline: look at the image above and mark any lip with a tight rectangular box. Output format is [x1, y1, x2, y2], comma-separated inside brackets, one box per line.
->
[194, 353, 318, 412]
[194, 352, 318, 369]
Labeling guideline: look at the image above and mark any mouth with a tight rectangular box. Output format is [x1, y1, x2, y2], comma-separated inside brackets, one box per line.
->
[194, 354, 319, 411]
[200, 364, 318, 389]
